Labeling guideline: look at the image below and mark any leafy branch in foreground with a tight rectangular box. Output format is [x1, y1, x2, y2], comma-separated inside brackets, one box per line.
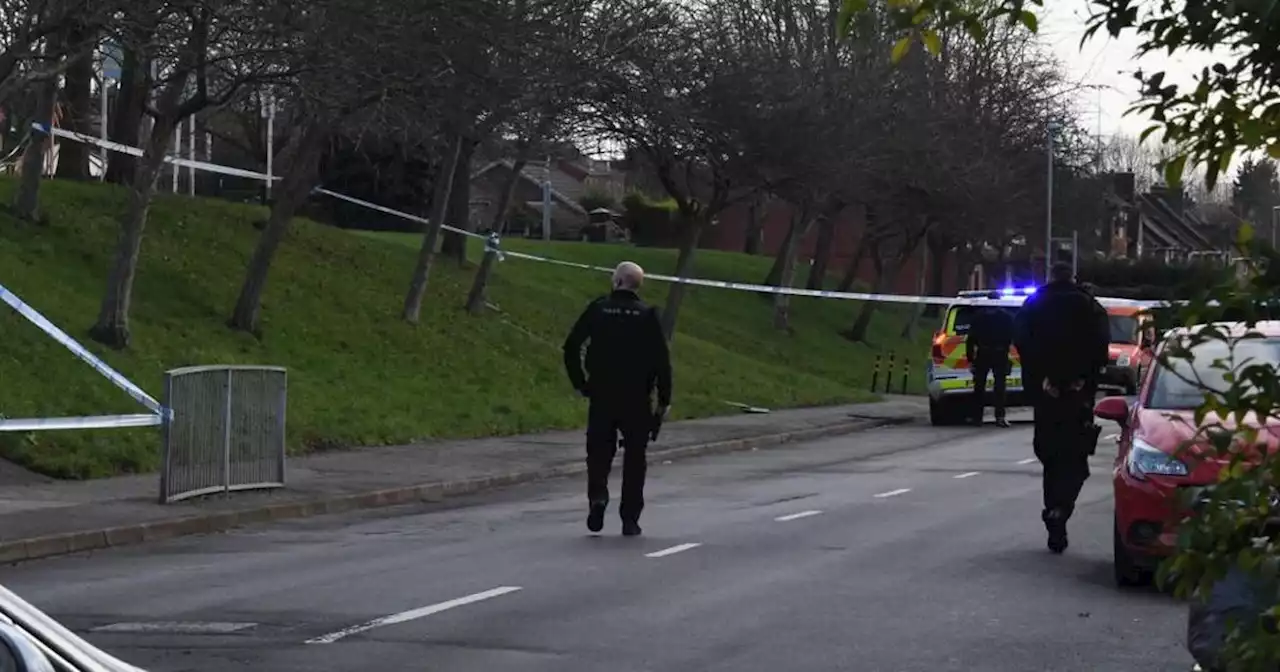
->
[1143, 227, 1280, 671]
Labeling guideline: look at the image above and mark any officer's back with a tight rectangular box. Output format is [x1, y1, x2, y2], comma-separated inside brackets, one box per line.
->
[968, 306, 1015, 355]
[1018, 265, 1108, 386]
[563, 273, 671, 404]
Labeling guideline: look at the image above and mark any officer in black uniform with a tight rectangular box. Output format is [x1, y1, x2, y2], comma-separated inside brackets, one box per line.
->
[965, 302, 1015, 427]
[1014, 263, 1110, 553]
[563, 261, 673, 537]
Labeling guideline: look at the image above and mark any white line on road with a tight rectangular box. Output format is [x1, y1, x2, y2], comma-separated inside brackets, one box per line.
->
[1017, 458, 1036, 465]
[645, 543, 702, 558]
[953, 472, 981, 479]
[305, 586, 523, 644]
[1105, 433, 1119, 441]
[874, 488, 911, 498]
[775, 510, 823, 522]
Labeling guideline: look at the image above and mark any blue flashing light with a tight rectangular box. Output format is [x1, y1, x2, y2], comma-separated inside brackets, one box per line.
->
[999, 287, 1017, 297]
[1022, 286, 1037, 295]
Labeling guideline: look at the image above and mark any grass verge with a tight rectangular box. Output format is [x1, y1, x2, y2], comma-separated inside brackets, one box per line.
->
[0, 178, 930, 478]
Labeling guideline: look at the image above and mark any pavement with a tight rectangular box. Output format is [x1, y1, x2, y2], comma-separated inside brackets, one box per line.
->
[3, 413, 1195, 671]
[0, 397, 927, 563]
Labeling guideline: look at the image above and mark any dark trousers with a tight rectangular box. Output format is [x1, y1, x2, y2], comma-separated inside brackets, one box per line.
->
[586, 399, 651, 523]
[1033, 389, 1094, 521]
[972, 350, 1009, 421]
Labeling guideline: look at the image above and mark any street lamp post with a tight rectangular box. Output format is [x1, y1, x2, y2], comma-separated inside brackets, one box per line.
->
[1045, 122, 1055, 282]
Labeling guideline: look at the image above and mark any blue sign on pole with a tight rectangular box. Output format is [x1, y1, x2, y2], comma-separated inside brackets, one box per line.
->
[102, 40, 123, 80]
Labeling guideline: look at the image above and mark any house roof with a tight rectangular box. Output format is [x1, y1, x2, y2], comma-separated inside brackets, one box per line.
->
[471, 160, 588, 215]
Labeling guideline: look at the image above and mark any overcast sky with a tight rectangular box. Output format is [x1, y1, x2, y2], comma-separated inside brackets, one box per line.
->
[1039, 0, 1224, 141]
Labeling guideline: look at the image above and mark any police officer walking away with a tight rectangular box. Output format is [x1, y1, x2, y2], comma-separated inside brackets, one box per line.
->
[965, 302, 1015, 427]
[1014, 263, 1109, 554]
[563, 261, 673, 537]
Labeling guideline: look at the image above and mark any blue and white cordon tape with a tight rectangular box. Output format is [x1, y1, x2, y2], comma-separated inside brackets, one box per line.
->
[46, 126, 1166, 311]
[0, 282, 164, 431]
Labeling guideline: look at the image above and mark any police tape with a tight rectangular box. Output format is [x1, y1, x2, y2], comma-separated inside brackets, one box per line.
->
[0, 283, 165, 431]
[0, 414, 163, 432]
[44, 126, 1163, 310]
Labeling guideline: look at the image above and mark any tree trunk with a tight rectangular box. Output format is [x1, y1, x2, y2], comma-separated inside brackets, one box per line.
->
[836, 232, 870, 293]
[229, 121, 327, 335]
[763, 213, 805, 287]
[402, 134, 463, 323]
[806, 212, 838, 290]
[55, 22, 94, 180]
[773, 208, 814, 331]
[744, 195, 765, 255]
[465, 238, 500, 315]
[89, 117, 178, 348]
[13, 76, 60, 221]
[493, 157, 528, 235]
[104, 48, 147, 186]
[440, 138, 477, 264]
[846, 243, 900, 343]
[660, 218, 704, 341]
[837, 204, 877, 293]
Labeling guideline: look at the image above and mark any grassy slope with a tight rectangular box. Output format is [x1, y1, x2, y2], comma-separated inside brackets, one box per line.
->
[0, 178, 930, 479]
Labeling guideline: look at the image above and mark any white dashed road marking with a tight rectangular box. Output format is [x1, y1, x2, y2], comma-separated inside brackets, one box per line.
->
[305, 586, 523, 644]
[775, 510, 823, 522]
[1017, 458, 1036, 465]
[1105, 433, 1119, 441]
[953, 472, 981, 479]
[874, 488, 911, 498]
[645, 543, 702, 558]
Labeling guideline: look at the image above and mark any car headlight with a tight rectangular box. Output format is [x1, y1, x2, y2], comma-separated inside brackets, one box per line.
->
[1126, 438, 1189, 479]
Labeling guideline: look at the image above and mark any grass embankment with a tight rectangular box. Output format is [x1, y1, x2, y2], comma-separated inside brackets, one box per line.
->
[0, 178, 930, 479]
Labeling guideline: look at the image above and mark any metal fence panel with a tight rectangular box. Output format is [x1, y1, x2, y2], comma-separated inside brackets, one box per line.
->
[160, 365, 287, 503]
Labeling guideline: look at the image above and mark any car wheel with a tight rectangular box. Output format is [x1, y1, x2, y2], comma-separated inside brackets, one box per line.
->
[1114, 519, 1151, 588]
[929, 398, 963, 426]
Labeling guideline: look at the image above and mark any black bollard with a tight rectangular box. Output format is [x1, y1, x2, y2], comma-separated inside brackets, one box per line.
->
[870, 354, 881, 393]
[884, 352, 896, 394]
[901, 357, 910, 395]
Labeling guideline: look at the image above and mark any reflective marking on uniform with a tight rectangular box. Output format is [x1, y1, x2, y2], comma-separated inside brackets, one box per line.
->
[873, 488, 911, 498]
[645, 543, 701, 558]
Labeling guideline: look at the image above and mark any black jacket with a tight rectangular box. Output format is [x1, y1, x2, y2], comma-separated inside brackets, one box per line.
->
[1014, 280, 1109, 387]
[965, 306, 1015, 361]
[563, 290, 673, 406]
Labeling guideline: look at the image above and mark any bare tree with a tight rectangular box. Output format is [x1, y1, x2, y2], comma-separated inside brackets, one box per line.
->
[228, 0, 440, 335]
[590, 1, 763, 340]
[90, 0, 306, 348]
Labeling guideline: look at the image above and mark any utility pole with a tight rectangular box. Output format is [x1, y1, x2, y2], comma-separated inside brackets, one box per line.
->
[1045, 122, 1055, 282]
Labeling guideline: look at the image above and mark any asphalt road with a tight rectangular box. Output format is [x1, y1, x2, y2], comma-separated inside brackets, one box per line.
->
[4, 417, 1194, 671]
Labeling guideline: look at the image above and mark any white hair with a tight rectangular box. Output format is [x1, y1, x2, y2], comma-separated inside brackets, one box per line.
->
[612, 261, 645, 290]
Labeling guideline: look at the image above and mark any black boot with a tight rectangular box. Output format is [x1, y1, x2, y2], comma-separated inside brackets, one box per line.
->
[1043, 509, 1068, 554]
[587, 500, 607, 533]
[622, 519, 643, 537]
[995, 417, 1010, 428]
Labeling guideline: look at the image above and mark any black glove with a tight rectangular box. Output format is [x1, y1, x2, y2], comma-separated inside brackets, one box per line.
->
[650, 406, 668, 441]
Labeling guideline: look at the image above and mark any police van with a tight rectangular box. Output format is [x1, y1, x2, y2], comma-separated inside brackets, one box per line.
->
[925, 288, 1156, 426]
[925, 289, 1031, 426]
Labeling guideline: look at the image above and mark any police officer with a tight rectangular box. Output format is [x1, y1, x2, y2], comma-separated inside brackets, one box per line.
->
[966, 302, 1015, 427]
[563, 261, 673, 537]
[1014, 263, 1109, 553]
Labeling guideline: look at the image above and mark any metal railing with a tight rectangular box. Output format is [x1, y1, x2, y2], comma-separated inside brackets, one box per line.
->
[160, 365, 287, 504]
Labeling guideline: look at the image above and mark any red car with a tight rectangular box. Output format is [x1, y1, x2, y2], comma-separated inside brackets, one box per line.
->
[1093, 321, 1280, 587]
